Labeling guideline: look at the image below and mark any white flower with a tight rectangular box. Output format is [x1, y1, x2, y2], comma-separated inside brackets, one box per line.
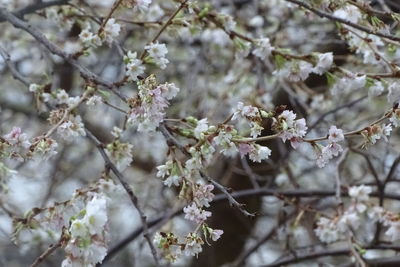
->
[128, 78, 178, 132]
[369, 81, 384, 97]
[348, 185, 372, 202]
[135, 0, 152, 12]
[63, 41, 82, 54]
[250, 122, 263, 138]
[70, 219, 87, 238]
[184, 236, 203, 256]
[249, 144, 271, 163]
[315, 217, 340, 243]
[193, 184, 214, 208]
[144, 42, 169, 69]
[328, 125, 344, 143]
[333, 5, 362, 24]
[79, 28, 102, 47]
[183, 203, 211, 223]
[111, 126, 123, 138]
[248, 16, 264, 27]
[194, 118, 209, 139]
[385, 221, 400, 242]
[84, 242, 107, 264]
[124, 51, 145, 82]
[163, 175, 181, 187]
[390, 109, 400, 127]
[61, 257, 84, 267]
[388, 82, 400, 105]
[153, 232, 162, 245]
[159, 83, 180, 100]
[252, 38, 274, 59]
[156, 162, 171, 178]
[3, 127, 31, 148]
[313, 52, 333, 75]
[275, 111, 307, 145]
[29, 83, 40, 93]
[67, 96, 80, 107]
[326, 142, 343, 157]
[104, 18, 121, 43]
[56, 89, 69, 104]
[214, 129, 237, 157]
[315, 143, 342, 168]
[32, 138, 58, 159]
[106, 141, 133, 170]
[57, 115, 86, 140]
[84, 195, 108, 235]
[367, 206, 386, 222]
[338, 211, 361, 232]
[210, 229, 223, 241]
[232, 102, 259, 120]
[86, 95, 102, 106]
[331, 75, 366, 96]
[351, 75, 367, 89]
[274, 61, 313, 82]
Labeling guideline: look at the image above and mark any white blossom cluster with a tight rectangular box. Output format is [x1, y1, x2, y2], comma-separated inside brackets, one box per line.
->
[128, 75, 179, 132]
[315, 185, 400, 244]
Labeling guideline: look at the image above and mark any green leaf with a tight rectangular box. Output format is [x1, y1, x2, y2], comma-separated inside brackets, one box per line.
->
[274, 54, 286, 69]
[325, 72, 336, 87]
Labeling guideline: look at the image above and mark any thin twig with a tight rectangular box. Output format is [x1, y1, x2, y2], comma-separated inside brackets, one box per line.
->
[159, 123, 256, 217]
[103, 187, 400, 264]
[285, 0, 400, 43]
[85, 129, 159, 265]
[0, 45, 30, 86]
[30, 239, 62, 267]
[0, 7, 126, 101]
[0, 0, 70, 23]
[140, 0, 188, 60]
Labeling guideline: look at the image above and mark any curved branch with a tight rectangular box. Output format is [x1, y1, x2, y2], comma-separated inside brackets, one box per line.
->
[263, 245, 400, 267]
[0, 0, 70, 23]
[0, 7, 126, 101]
[102, 188, 400, 264]
[285, 0, 400, 43]
[85, 129, 159, 265]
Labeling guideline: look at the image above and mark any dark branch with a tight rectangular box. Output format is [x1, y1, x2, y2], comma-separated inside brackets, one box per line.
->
[0, 7, 126, 101]
[0, 45, 30, 86]
[263, 245, 400, 267]
[285, 0, 400, 43]
[159, 123, 256, 217]
[0, 0, 71, 23]
[85, 129, 159, 265]
[102, 187, 400, 263]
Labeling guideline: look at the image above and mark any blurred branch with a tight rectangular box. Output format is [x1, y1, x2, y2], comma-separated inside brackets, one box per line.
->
[159, 123, 256, 217]
[102, 187, 400, 264]
[0, 45, 30, 86]
[85, 129, 159, 266]
[0, 7, 126, 101]
[0, 0, 70, 23]
[30, 238, 62, 267]
[285, 0, 400, 43]
[264, 244, 400, 267]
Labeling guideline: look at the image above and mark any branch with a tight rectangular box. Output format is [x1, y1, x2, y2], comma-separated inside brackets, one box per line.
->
[384, 154, 400, 186]
[140, 0, 189, 60]
[0, 0, 70, 23]
[0, 45, 30, 86]
[0, 7, 126, 101]
[285, 0, 400, 43]
[85, 129, 159, 265]
[308, 95, 367, 131]
[30, 239, 62, 267]
[263, 245, 400, 267]
[102, 188, 400, 264]
[159, 123, 256, 217]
